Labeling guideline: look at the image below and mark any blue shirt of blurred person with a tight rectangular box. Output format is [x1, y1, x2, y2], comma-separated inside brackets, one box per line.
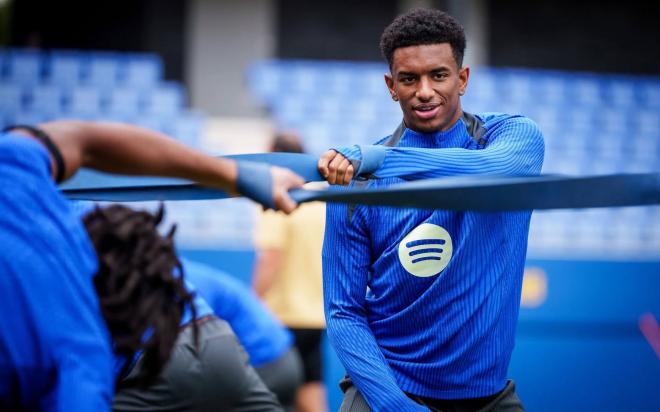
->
[181, 258, 293, 367]
[0, 134, 114, 411]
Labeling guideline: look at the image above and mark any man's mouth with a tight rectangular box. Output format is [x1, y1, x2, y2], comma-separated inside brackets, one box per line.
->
[413, 103, 441, 120]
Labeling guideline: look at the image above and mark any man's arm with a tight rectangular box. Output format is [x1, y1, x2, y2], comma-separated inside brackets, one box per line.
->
[252, 209, 287, 296]
[15, 121, 304, 213]
[319, 117, 544, 184]
[252, 249, 283, 297]
[323, 199, 427, 411]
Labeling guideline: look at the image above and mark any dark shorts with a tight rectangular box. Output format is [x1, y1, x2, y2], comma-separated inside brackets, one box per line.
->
[290, 328, 324, 383]
[339, 375, 524, 412]
[113, 316, 283, 412]
[255, 347, 304, 409]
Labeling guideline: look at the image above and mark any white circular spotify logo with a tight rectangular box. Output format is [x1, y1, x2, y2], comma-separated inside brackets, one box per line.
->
[398, 223, 453, 277]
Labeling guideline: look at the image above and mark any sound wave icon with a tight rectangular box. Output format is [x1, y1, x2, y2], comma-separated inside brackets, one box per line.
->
[405, 239, 446, 264]
[398, 223, 453, 278]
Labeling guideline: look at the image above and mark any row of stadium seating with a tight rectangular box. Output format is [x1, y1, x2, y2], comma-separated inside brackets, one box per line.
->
[247, 59, 660, 258]
[248, 60, 660, 108]
[0, 48, 163, 89]
[0, 48, 205, 148]
[0, 82, 186, 117]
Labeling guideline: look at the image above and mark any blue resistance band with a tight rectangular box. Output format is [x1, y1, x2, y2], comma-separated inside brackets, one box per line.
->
[60, 153, 660, 211]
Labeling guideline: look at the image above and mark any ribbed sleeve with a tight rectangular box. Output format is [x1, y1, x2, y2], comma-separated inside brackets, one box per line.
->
[336, 115, 544, 179]
[323, 199, 429, 411]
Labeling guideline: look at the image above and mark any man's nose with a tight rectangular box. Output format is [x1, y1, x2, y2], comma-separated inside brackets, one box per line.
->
[415, 77, 434, 101]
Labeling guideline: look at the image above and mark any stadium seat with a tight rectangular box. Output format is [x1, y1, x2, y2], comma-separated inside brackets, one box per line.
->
[85, 51, 123, 92]
[123, 53, 163, 91]
[143, 82, 185, 116]
[66, 86, 103, 118]
[0, 84, 24, 115]
[167, 111, 206, 148]
[46, 50, 84, 88]
[107, 87, 142, 117]
[5, 49, 42, 87]
[27, 85, 64, 116]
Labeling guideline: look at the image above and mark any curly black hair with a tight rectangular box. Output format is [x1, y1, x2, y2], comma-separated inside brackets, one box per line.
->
[82, 204, 197, 387]
[380, 8, 466, 68]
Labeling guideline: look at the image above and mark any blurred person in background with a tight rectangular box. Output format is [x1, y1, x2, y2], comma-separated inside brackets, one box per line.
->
[253, 133, 329, 412]
[182, 258, 304, 411]
[67, 200, 287, 412]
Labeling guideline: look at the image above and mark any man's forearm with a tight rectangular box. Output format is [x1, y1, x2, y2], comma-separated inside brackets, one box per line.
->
[252, 249, 283, 296]
[41, 121, 237, 193]
[326, 313, 427, 411]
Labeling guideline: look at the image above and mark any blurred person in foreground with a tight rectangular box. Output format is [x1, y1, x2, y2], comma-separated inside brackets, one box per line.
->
[253, 133, 329, 412]
[0, 121, 303, 411]
[317, 8, 544, 412]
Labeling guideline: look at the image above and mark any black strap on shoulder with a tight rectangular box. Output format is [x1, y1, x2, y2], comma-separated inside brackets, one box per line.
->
[346, 122, 407, 221]
[3, 124, 66, 183]
[382, 121, 406, 147]
[462, 111, 487, 148]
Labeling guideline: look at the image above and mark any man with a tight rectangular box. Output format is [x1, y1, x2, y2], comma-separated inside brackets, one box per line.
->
[317, 9, 544, 412]
[0, 121, 304, 411]
[254, 133, 328, 412]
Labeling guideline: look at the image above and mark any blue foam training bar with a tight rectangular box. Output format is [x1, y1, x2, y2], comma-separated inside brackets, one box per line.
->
[290, 173, 660, 211]
[61, 153, 660, 210]
[61, 153, 323, 201]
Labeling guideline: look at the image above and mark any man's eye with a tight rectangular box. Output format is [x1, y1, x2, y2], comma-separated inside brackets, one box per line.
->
[400, 77, 415, 83]
[433, 73, 448, 80]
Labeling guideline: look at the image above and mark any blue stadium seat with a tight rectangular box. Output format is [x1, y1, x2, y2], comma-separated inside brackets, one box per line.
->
[106, 87, 142, 117]
[246, 60, 283, 104]
[123, 53, 163, 91]
[66, 86, 103, 118]
[46, 50, 84, 88]
[167, 111, 206, 148]
[143, 82, 185, 116]
[0, 49, 7, 78]
[84, 52, 123, 92]
[5, 49, 42, 87]
[0, 84, 24, 115]
[641, 80, 660, 108]
[27, 85, 64, 116]
[10, 111, 48, 126]
[635, 109, 660, 135]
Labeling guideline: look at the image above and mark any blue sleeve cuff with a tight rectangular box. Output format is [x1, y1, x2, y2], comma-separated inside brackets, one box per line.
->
[235, 161, 275, 209]
[333, 145, 387, 177]
[334, 145, 362, 161]
[356, 144, 387, 176]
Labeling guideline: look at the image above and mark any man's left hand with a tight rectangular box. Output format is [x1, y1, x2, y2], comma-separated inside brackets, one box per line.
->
[318, 150, 354, 186]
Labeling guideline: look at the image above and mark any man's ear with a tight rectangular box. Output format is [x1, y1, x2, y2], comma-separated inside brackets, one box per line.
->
[384, 73, 397, 101]
[458, 66, 470, 96]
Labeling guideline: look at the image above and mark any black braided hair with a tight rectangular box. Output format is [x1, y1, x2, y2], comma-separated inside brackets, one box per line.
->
[82, 204, 197, 386]
[380, 8, 467, 68]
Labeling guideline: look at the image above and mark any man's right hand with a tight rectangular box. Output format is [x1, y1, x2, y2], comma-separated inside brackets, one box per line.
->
[270, 166, 305, 214]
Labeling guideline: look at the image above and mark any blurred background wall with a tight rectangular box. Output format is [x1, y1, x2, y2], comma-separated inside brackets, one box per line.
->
[1, 0, 659, 410]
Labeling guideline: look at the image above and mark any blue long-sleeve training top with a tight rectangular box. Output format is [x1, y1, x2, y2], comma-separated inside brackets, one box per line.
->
[322, 113, 544, 411]
[181, 258, 293, 368]
[0, 134, 114, 411]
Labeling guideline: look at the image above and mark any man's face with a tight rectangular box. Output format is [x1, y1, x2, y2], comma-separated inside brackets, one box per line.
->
[385, 43, 469, 133]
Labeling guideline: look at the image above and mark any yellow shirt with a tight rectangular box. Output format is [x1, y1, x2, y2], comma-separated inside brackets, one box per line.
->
[254, 202, 326, 329]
